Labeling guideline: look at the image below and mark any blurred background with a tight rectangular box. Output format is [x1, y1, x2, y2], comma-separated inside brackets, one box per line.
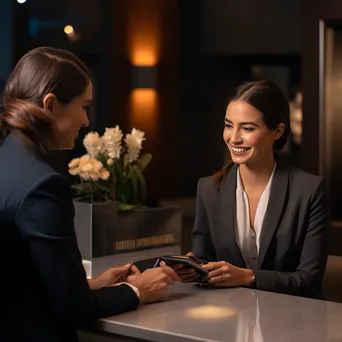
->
[3, 0, 342, 300]
[1, 0, 304, 199]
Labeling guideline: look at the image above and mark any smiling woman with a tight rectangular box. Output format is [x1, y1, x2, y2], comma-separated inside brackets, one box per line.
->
[184, 80, 329, 300]
[217, 80, 290, 184]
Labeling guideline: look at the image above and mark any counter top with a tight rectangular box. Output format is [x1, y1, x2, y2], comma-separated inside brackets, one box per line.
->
[89, 283, 342, 342]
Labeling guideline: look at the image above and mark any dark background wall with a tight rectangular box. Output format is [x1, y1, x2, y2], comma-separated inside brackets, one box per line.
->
[178, 1, 301, 197]
[8, 0, 302, 200]
[0, 0, 12, 91]
[200, 0, 301, 55]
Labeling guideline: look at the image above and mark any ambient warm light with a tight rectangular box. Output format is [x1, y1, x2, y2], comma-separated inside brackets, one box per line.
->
[64, 25, 74, 35]
[132, 49, 157, 66]
[131, 89, 157, 108]
[185, 305, 236, 319]
[129, 89, 158, 134]
[17, 0, 27, 3]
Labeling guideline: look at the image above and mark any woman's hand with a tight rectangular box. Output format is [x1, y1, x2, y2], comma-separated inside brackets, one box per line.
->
[88, 264, 140, 290]
[130, 263, 181, 304]
[202, 261, 254, 287]
[173, 265, 200, 283]
[168, 252, 202, 283]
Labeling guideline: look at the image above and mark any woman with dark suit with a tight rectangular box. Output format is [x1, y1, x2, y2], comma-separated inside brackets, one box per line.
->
[187, 80, 329, 299]
[0, 47, 179, 342]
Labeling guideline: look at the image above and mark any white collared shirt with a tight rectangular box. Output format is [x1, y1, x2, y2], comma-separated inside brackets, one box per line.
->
[235, 163, 276, 269]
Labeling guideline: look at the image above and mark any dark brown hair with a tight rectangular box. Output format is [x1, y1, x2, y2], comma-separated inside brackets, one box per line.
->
[215, 80, 290, 186]
[0, 46, 91, 154]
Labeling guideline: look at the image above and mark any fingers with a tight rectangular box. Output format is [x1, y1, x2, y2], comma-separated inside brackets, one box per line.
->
[202, 261, 226, 272]
[130, 264, 141, 275]
[207, 274, 228, 285]
[126, 275, 137, 282]
[201, 262, 230, 285]
[111, 263, 131, 276]
[207, 266, 228, 279]
[160, 264, 182, 282]
[186, 252, 195, 257]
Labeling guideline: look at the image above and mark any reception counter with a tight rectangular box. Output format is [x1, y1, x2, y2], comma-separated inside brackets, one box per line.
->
[78, 281, 342, 342]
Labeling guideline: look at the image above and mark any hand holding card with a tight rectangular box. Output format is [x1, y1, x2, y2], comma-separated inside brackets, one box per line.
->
[154, 255, 208, 283]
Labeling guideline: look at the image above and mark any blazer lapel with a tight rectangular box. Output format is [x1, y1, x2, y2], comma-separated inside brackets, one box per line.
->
[257, 161, 290, 268]
[220, 164, 246, 268]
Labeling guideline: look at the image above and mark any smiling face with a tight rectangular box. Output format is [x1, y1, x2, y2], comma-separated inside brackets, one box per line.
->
[223, 100, 284, 166]
[43, 82, 92, 150]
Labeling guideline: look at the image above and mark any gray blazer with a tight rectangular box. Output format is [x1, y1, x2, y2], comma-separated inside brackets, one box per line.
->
[192, 160, 329, 299]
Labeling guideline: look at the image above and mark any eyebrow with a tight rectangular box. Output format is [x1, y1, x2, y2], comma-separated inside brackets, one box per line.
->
[224, 118, 259, 127]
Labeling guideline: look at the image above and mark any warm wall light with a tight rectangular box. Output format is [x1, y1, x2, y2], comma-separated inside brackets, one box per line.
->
[129, 89, 158, 135]
[132, 49, 157, 66]
[131, 66, 157, 89]
[64, 25, 74, 35]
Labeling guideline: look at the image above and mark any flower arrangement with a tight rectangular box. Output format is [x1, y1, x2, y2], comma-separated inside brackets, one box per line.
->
[68, 126, 152, 211]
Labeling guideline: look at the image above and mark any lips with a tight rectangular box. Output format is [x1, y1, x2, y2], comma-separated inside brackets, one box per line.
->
[231, 147, 249, 153]
[230, 146, 251, 154]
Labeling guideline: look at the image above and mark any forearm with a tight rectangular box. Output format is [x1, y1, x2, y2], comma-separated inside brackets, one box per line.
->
[254, 269, 322, 297]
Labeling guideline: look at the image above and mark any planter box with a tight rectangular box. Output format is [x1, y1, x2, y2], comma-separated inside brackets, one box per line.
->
[74, 201, 182, 259]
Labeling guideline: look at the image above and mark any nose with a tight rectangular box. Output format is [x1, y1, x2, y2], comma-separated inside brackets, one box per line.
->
[82, 115, 89, 128]
[230, 128, 242, 144]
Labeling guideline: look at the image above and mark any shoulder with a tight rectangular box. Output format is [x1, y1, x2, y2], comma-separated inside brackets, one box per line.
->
[0, 134, 69, 216]
[197, 175, 216, 194]
[288, 167, 325, 195]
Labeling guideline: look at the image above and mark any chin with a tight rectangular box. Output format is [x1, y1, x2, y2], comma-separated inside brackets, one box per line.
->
[59, 142, 75, 150]
[231, 157, 249, 165]
[230, 151, 254, 165]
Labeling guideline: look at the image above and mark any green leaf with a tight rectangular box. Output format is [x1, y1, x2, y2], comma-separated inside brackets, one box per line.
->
[133, 166, 147, 203]
[114, 162, 124, 199]
[138, 153, 152, 172]
[130, 169, 138, 204]
[126, 164, 134, 180]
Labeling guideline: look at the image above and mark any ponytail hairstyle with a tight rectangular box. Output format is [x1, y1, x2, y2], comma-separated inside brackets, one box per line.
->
[0, 46, 91, 154]
[214, 80, 290, 187]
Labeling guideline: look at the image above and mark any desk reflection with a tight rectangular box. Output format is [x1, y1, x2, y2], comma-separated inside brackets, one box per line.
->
[95, 285, 331, 342]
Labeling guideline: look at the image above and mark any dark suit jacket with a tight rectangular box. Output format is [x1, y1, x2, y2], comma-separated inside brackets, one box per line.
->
[0, 133, 139, 342]
[192, 160, 329, 299]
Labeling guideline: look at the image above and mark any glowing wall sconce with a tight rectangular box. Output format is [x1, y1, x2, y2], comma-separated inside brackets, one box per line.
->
[131, 65, 157, 89]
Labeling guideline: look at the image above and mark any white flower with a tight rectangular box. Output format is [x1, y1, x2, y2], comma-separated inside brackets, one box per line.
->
[125, 128, 145, 162]
[68, 158, 80, 169]
[80, 154, 90, 164]
[69, 167, 79, 176]
[80, 163, 93, 173]
[102, 126, 123, 159]
[90, 173, 100, 181]
[131, 128, 145, 145]
[107, 158, 114, 166]
[72, 155, 104, 182]
[100, 168, 110, 180]
[83, 132, 103, 158]
[79, 171, 90, 180]
[92, 160, 103, 172]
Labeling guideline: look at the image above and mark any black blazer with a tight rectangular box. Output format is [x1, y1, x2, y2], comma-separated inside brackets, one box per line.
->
[0, 133, 139, 342]
[192, 160, 329, 299]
